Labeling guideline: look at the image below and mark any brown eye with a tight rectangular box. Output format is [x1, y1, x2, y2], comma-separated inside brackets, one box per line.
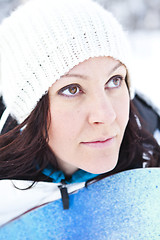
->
[58, 84, 82, 97]
[112, 78, 120, 86]
[69, 86, 78, 94]
[106, 75, 123, 89]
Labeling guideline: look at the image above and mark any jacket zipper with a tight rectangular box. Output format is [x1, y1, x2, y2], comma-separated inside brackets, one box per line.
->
[58, 179, 69, 210]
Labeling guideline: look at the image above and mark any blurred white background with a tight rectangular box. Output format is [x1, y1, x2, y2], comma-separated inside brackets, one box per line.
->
[0, 0, 160, 112]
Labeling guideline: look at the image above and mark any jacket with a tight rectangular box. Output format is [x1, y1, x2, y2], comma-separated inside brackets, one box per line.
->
[0, 168, 160, 239]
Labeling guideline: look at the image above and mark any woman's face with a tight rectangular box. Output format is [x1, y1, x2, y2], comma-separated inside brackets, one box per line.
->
[48, 56, 130, 175]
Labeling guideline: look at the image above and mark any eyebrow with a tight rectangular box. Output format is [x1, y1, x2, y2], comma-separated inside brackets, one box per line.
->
[61, 73, 89, 80]
[62, 62, 124, 80]
[109, 62, 124, 75]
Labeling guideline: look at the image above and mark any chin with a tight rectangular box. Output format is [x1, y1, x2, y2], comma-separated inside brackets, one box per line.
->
[85, 162, 118, 175]
[80, 153, 119, 174]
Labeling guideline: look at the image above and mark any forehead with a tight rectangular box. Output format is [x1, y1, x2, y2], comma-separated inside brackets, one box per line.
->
[64, 57, 126, 78]
[49, 56, 127, 92]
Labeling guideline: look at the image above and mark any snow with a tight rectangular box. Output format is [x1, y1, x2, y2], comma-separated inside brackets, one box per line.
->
[128, 31, 160, 115]
[128, 31, 160, 143]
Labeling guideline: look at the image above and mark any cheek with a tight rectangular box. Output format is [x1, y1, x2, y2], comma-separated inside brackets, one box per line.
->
[48, 107, 83, 144]
[115, 90, 130, 130]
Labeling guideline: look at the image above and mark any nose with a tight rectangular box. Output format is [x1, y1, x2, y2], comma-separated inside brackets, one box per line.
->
[87, 94, 116, 125]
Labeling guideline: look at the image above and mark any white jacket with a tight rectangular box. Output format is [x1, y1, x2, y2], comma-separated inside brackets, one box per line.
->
[0, 179, 85, 227]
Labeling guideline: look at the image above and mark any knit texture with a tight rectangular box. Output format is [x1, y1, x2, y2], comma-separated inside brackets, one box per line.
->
[0, 0, 132, 123]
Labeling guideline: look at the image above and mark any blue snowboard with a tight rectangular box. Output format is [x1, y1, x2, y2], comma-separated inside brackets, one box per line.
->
[0, 168, 160, 240]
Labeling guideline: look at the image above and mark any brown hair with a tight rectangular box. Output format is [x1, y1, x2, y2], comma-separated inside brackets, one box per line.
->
[0, 93, 159, 182]
[0, 94, 58, 180]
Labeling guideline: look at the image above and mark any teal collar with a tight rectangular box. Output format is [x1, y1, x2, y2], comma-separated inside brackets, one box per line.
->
[42, 167, 99, 184]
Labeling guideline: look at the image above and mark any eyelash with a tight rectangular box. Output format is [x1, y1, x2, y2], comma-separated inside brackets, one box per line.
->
[106, 75, 124, 89]
[58, 75, 124, 97]
[58, 84, 83, 97]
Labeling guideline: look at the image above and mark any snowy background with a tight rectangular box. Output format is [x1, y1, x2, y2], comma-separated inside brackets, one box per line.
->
[0, 0, 160, 113]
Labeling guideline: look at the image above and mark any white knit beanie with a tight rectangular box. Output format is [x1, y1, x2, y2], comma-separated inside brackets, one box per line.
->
[0, 0, 132, 125]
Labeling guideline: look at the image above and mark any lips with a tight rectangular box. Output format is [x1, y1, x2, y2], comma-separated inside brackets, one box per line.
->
[81, 136, 116, 148]
[84, 138, 112, 143]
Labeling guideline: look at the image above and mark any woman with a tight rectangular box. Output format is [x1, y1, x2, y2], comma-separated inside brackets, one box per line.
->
[0, 0, 159, 229]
